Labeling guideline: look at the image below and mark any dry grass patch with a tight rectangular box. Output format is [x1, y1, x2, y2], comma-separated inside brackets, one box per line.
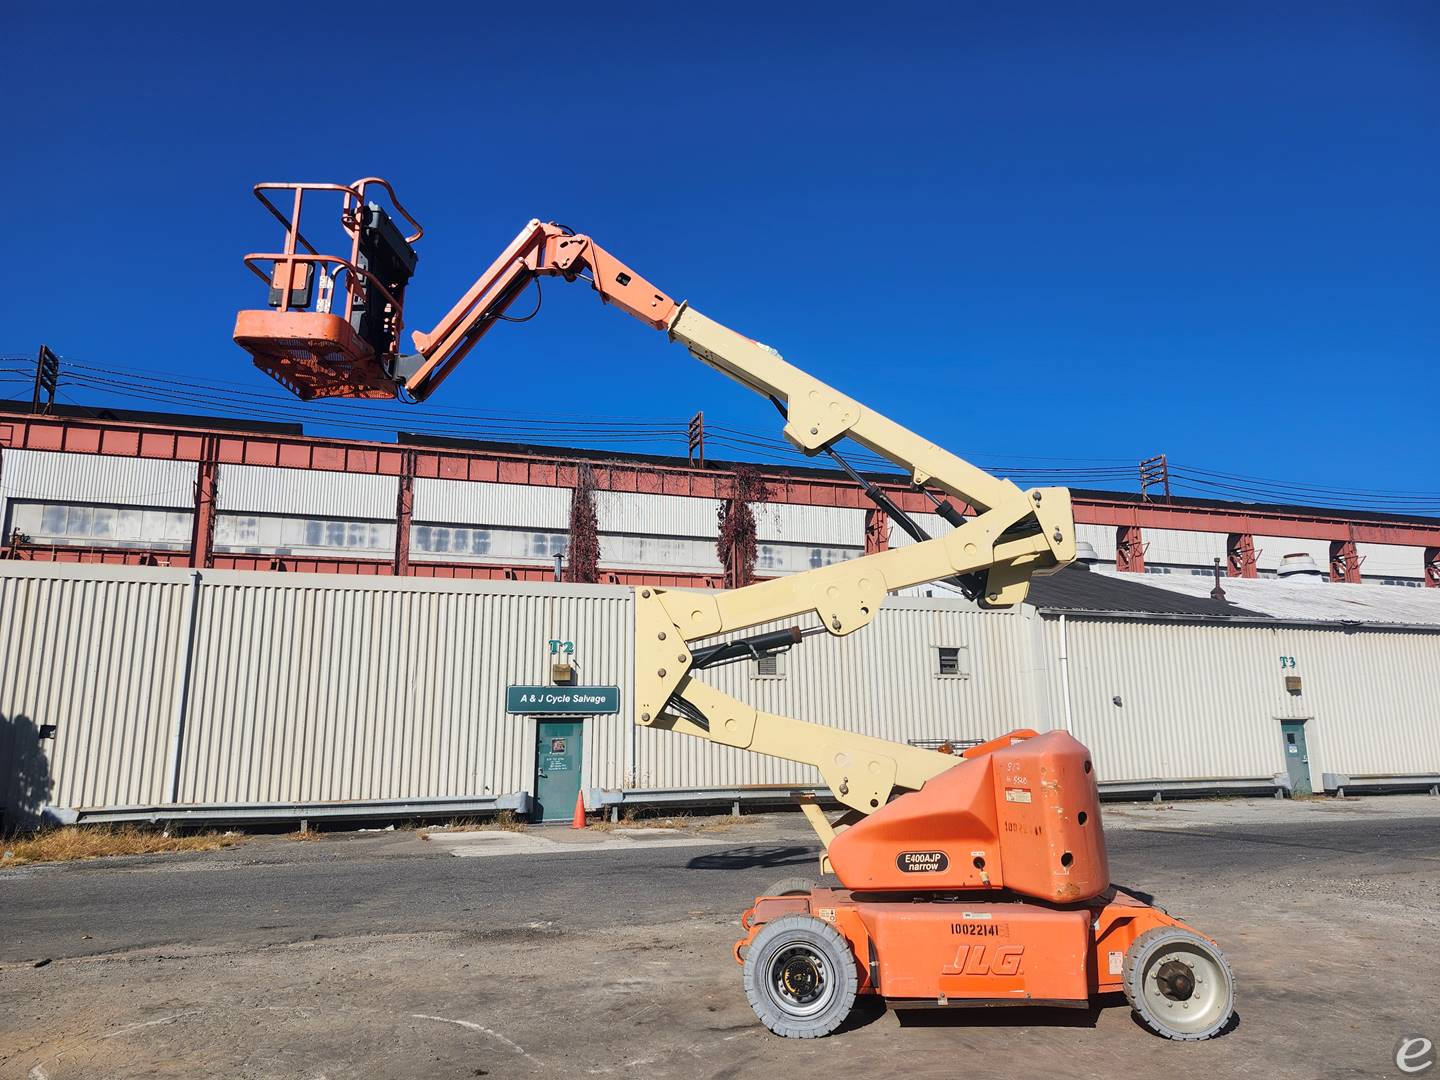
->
[692, 813, 745, 833]
[1, 825, 242, 868]
[590, 810, 744, 832]
[419, 811, 527, 839]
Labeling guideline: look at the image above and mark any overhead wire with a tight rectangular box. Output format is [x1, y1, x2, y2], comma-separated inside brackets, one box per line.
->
[6, 354, 1436, 515]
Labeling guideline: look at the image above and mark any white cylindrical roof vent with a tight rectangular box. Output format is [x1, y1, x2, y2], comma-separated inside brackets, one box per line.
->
[1277, 552, 1325, 580]
[1073, 540, 1104, 565]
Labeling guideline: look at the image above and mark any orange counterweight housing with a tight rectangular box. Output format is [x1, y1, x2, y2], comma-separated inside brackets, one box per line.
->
[826, 730, 1108, 903]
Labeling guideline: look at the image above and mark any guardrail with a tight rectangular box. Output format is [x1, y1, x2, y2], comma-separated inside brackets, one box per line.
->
[40, 770, 1437, 832]
[1323, 772, 1440, 797]
[53, 792, 533, 829]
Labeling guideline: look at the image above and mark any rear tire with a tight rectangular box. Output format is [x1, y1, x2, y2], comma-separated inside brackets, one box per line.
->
[1123, 926, 1236, 1040]
[760, 876, 818, 897]
[743, 914, 858, 1038]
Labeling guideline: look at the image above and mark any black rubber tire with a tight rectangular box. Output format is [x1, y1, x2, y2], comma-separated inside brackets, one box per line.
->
[1122, 926, 1236, 1040]
[760, 876, 818, 897]
[743, 914, 859, 1038]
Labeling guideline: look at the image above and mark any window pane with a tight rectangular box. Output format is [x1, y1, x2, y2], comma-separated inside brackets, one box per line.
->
[115, 507, 141, 541]
[41, 504, 67, 533]
[10, 503, 41, 535]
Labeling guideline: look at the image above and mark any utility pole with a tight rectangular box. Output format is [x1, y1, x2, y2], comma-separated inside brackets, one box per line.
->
[687, 411, 705, 466]
[1139, 454, 1170, 500]
[31, 345, 59, 414]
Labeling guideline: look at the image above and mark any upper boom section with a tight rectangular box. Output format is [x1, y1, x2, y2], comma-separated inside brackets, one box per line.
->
[233, 177, 1069, 571]
[406, 220, 678, 400]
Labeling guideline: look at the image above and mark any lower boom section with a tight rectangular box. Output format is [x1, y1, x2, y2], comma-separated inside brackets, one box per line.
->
[735, 886, 1235, 1041]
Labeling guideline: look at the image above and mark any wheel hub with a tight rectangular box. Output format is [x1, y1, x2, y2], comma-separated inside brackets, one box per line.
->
[1155, 959, 1195, 1001]
[779, 955, 822, 1001]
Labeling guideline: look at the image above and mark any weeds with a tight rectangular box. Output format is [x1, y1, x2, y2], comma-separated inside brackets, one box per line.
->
[418, 810, 527, 839]
[588, 810, 744, 832]
[0, 825, 242, 868]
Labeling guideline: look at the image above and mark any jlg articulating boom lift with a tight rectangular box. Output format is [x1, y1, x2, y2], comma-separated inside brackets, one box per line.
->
[234, 179, 1236, 1041]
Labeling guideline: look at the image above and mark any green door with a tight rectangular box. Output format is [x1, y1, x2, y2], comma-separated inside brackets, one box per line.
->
[534, 721, 584, 822]
[1280, 721, 1312, 796]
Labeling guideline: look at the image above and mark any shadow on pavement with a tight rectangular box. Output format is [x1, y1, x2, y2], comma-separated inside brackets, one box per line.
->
[894, 996, 1116, 1030]
[687, 844, 817, 870]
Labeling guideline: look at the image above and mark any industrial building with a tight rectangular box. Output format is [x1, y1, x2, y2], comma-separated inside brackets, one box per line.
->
[2, 405, 1438, 587]
[2, 407, 1438, 827]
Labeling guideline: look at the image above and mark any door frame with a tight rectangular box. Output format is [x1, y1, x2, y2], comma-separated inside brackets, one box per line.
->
[1277, 716, 1315, 796]
[531, 718, 586, 822]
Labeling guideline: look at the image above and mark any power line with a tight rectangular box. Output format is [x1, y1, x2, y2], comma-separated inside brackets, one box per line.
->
[8, 353, 1436, 516]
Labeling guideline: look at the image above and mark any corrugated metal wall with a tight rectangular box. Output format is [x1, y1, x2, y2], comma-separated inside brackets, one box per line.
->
[1, 567, 190, 822]
[0, 563, 633, 819]
[1, 448, 196, 525]
[177, 574, 633, 805]
[218, 464, 398, 518]
[631, 601, 1051, 790]
[1048, 616, 1440, 788]
[3, 561, 1436, 821]
[1141, 527, 1226, 565]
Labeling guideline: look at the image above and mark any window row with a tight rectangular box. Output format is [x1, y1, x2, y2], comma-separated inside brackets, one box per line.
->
[412, 523, 861, 575]
[6, 501, 193, 550]
[215, 514, 395, 555]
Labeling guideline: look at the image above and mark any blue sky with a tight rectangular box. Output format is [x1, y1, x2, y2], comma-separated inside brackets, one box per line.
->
[2, 4, 1436, 507]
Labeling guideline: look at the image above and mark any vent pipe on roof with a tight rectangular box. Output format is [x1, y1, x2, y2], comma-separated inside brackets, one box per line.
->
[1277, 552, 1325, 581]
[1072, 540, 1104, 569]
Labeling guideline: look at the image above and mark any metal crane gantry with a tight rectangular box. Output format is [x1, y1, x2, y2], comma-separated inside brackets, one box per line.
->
[234, 179, 1235, 1042]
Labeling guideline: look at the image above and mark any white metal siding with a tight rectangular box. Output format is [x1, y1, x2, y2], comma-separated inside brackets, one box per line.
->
[756, 503, 865, 546]
[0, 567, 188, 820]
[1048, 616, 1440, 786]
[0, 448, 195, 513]
[4, 561, 1436, 817]
[1142, 528, 1227, 566]
[218, 464, 397, 518]
[416, 478, 571, 530]
[886, 513, 949, 547]
[597, 491, 716, 538]
[1076, 523, 1118, 561]
[1355, 543, 1423, 579]
[633, 601, 1051, 790]
[175, 575, 632, 804]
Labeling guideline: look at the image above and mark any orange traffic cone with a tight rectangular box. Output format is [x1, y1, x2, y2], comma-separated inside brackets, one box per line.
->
[571, 790, 586, 829]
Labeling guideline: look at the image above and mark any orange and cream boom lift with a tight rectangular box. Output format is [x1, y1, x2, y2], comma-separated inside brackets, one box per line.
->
[234, 179, 1236, 1041]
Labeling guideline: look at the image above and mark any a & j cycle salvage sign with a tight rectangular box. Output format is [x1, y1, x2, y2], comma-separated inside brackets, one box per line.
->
[506, 686, 621, 715]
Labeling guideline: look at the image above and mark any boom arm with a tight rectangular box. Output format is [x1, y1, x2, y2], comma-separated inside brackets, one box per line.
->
[236, 204, 1077, 830]
[395, 219, 1076, 820]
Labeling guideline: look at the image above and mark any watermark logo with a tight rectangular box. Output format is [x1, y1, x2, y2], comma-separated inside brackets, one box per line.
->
[1397, 1035, 1436, 1075]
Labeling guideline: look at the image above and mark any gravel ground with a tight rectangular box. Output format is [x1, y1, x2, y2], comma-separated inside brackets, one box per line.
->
[2, 796, 1437, 1080]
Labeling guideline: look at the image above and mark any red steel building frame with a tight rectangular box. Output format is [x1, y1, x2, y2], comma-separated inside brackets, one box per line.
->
[3, 414, 1438, 587]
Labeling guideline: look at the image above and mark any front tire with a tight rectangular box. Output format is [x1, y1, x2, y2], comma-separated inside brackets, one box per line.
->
[1123, 926, 1236, 1040]
[742, 914, 859, 1038]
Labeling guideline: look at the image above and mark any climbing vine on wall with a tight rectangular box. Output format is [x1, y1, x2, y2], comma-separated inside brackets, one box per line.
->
[567, 464, 601, 583]
[717, 464, 772, 588]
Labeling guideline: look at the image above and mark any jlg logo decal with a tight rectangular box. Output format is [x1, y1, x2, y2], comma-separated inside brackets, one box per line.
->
[942, 944, 1024, 977]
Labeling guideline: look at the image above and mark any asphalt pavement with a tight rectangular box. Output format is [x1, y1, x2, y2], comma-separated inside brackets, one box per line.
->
[2, 799, 1438, 1079]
